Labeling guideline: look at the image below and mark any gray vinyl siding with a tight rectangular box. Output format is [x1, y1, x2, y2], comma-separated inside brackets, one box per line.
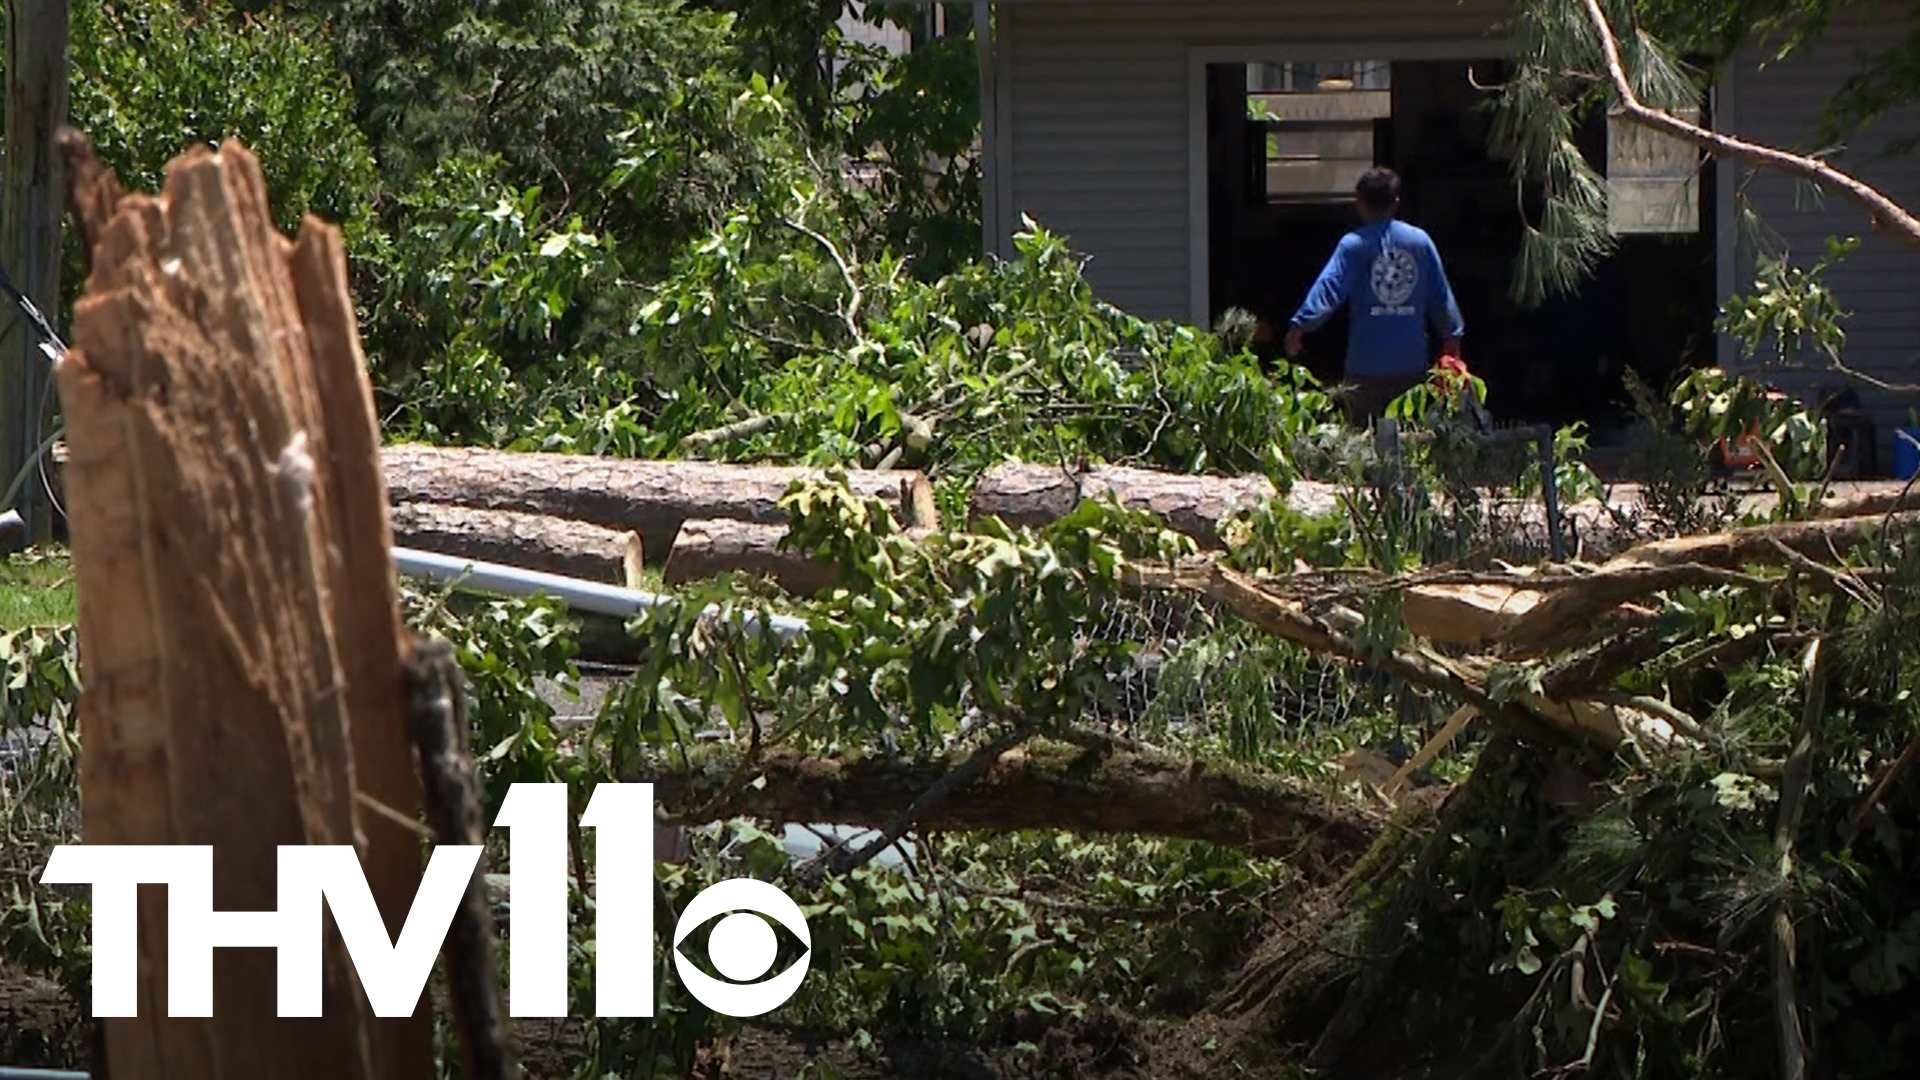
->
[999, 0, 1511, 321]
[998, 1, 1920, 469]
[1722, 5, 1920, 463]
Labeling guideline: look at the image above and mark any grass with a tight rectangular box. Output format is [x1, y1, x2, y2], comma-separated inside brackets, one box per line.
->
[0, 547, 76, 630]
[3, 547, 673, 636]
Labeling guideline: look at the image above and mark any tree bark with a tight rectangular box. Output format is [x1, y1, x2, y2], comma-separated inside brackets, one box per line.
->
[391, 502, 643, 587]
[1769, 608, 1847, 1080]
[2, 1, 70, 542]
[1399, 510, 1917, 651]
[381, 443, 938, 563]
[662, 517, 932, 595]
[968, 461, 1337, 547]
[54, 139, 431, 1079]
[1815, 483, 1920, 520]
[643, 742, 1384, 883]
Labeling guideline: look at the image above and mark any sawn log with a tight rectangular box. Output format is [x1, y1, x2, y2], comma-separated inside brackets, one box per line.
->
[391, 502, 643, 586]
[662, 517, 933, 595]
[381, 443, 938, 563]
[968, 461, 1337, 548]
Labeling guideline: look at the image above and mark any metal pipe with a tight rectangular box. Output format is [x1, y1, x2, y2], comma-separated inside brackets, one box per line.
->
[0, 1068, 90, 1080]
[391, 546, 809, 640]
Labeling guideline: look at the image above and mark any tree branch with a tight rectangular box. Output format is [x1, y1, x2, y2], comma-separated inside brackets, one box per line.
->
[679, 412, 784, 452]
[1769, 604, 1849, 1080]
[639, 741, 1385, 884]
[1131, 560, 1573, 748]
[1580, 0, 1920, 253]
[783, 216, 865, 337]
[820, 725, 1034, 877]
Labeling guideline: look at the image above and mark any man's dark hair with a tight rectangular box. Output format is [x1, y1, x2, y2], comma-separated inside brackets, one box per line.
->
[1355, 168, 1401, 212]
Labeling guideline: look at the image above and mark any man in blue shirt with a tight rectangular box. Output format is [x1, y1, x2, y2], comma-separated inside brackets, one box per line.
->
[1283, 168, 1465, 425]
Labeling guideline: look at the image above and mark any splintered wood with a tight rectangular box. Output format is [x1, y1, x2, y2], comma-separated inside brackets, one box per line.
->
[54, 137, 432, 1079]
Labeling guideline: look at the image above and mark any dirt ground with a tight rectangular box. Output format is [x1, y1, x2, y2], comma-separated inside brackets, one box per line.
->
[0, 886, 1485, 1080]
[0, 969, 89, 1070]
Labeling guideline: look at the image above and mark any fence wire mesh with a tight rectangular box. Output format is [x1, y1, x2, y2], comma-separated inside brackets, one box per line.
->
[1067, 422, 1567, 755]
[1075, 585, 1401, 751]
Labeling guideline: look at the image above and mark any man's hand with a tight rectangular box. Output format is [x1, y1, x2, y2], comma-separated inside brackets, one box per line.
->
[1283, 325, 1305, 358]
[1440, 336, 1461, 359]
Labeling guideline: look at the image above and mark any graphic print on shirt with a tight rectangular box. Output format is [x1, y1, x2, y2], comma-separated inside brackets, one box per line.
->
[1368, 245, 1419, 317]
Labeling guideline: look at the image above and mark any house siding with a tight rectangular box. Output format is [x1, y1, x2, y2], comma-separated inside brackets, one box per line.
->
[998, 1, 1920, 466]
[1723, 6, 1920, 465]
[999, 1, 1512, 320]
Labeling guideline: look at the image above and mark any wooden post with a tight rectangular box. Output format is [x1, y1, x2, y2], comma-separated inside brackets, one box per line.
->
[1, 0, 69, 543]
[54, 137, 434, 1079]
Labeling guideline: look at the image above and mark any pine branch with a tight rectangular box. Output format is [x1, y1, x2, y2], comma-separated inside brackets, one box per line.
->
[1579, 0, 1920, 253]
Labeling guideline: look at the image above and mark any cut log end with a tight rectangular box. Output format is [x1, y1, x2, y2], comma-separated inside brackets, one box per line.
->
[663, 517, 933, 596]
[391, 502, 644, 588]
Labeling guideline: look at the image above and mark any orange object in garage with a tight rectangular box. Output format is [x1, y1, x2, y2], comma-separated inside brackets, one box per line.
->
[1714, 389, 1788, 469]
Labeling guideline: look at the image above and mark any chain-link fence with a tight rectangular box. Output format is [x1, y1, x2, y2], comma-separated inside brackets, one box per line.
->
[1063, 423, 1569, 756]
[1075, 584, 1403, 753]
[1380, 420, 1567, 567]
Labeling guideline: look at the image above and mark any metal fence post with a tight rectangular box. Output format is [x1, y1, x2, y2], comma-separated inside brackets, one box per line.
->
[1538, 424, 1566, 562]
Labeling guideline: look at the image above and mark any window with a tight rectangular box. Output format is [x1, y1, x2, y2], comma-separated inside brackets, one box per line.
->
[1606, 107, 1703, 234]
[1246, 59, 1391, 201]
[1248, 61, 1391, 93]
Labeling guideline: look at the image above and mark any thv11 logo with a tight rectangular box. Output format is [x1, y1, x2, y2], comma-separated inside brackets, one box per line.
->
[39, 782, 810, 1019]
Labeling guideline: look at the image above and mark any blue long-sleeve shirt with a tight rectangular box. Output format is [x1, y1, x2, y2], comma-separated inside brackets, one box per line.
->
[1289, 219, 1464, 377]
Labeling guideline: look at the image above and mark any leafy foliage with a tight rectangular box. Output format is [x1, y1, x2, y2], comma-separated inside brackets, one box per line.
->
[58, 0, 380, 316]
[1642, 0, 1920, 156]
[1671, 365, 1830, 481]
[0, 626, 85, 1012]
[1490, 0, 1705, 307]
[380, 214, 1340, 491]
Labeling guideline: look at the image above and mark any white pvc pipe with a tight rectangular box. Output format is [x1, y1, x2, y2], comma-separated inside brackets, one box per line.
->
[392, 546, 809, 640]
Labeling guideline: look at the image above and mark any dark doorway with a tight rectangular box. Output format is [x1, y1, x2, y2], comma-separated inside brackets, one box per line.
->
[1206, 58, 1718, 437]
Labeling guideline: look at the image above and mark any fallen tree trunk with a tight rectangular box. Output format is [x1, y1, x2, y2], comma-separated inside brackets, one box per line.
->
[969, 461, 1334, 548]
[646, 742, 1383, 883]
[391, 502, 643, 587]
[662, 518, 835, 595]
[662, 518, 933, 595]
[382, 444, 939, 563]
[1816, 483, 1920, 520]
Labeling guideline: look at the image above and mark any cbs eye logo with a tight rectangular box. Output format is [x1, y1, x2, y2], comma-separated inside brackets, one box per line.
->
[672, 878, 812, 1016]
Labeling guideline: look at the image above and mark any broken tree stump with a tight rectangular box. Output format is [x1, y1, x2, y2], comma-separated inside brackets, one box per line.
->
[381, 443, 939, 564]
[662, 517, 934, 595]
[391, 502, 644, 587]
[54, 136, 433, 1079]
[967, 461, 1337, 548]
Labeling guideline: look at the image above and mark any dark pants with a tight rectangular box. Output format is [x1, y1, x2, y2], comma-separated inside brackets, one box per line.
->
[1342, 372, 1424, 427]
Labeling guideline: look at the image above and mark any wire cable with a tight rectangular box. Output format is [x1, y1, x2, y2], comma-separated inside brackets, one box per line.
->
[0, 258, 69, 524]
